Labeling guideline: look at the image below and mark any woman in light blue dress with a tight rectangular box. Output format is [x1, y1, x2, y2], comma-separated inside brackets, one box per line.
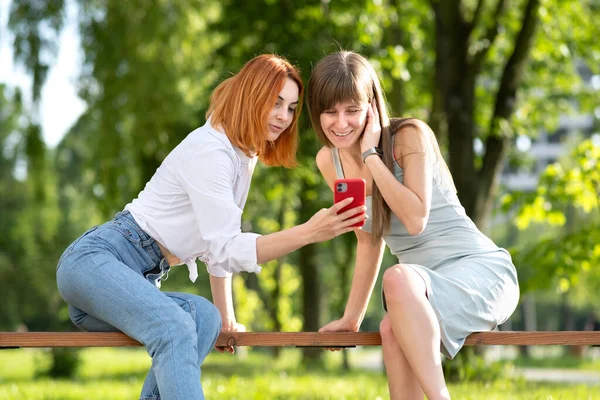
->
[307, 51, 519, 400]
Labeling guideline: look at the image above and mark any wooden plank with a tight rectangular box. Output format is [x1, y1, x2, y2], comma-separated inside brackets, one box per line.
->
[216, 332, 382, 347]
[1, 331, 600, 349]
[216, 331, 600, 347]
[465, 331, 600, 346]
[0, 332, 141, 348]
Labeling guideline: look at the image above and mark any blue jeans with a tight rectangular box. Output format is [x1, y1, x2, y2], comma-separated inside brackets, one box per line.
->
[56, 211, 221, 400]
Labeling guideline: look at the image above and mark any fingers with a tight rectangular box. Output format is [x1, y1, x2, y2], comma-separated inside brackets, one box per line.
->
[366, 105, 372, 121]
[331, 197, 354, 212]
[345, 213, 368, 227]
[338, 205, 367, 220]
[215, 345, 235, 354]
[216, 323, 243, 354]
[214, 346, 225, 353]
[371, 101, 379, 119]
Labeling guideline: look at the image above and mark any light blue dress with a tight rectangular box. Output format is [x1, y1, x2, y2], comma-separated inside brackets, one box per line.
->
[332, 148, 520, 358]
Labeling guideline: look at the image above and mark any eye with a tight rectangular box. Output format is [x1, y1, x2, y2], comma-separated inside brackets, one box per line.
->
[288, 107, 296, 113]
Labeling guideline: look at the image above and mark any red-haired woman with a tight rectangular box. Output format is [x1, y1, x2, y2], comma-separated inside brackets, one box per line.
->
[56, 54, 366, 400]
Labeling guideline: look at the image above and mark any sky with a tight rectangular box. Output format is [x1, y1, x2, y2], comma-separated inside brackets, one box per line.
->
[0, 0, 86, 148]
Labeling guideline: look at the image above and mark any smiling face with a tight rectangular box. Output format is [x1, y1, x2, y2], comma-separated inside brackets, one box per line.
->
[267, 78, 300, 142]
[319, 101, 369, 149]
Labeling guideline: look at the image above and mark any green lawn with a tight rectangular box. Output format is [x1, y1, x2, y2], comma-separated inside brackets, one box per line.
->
[0, 348, 599, 399]
[512, 354, 600, 371]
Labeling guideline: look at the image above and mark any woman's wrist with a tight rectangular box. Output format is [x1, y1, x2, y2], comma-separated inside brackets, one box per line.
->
[294, 222, 314, 246]
[221, 315, 237, 330]
[341, 313, 363, 331]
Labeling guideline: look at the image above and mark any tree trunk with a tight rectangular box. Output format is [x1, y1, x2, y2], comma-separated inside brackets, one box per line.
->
[432, 2, 477, 217]
[474, 0, 541, 228]
[519, 293, 537, 357]
[299, 242, 322, 363]
[433, 0, 541, 227]
[339, 233, 355, 371]
[385, 0, 406, 117]
[298, 181, 323, 364]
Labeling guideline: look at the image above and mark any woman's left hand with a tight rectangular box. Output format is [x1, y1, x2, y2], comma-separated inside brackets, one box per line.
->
[360, 101, 382, 153]
[318, 318, 360, 352]
[215, 319, 246, 354]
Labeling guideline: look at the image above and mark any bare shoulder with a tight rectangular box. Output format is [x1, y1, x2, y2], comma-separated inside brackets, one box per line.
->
[392, 118, 432, 160]
[316, 146, 337, 190]
[316, 146, 336, 190]
[316, 146, 333, 170]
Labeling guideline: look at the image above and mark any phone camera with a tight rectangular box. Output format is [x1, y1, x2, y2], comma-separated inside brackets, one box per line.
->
[336, 182, 347, 192]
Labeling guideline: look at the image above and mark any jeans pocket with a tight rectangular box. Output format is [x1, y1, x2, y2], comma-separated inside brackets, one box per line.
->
[106, 220, 142, 245]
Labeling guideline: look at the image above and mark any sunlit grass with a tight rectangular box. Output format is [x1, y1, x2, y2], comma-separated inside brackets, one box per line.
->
[511, 353, 600, 370]
[0, 348, 599, 399]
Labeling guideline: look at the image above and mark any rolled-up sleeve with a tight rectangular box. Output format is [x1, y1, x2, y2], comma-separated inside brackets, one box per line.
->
[177, 145, 261, 277]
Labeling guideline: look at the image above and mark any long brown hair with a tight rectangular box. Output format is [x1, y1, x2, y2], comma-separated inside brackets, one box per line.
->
[307, 51, 454, 243]
[307, 51, 393, 242]
[207, 54, 303, 168]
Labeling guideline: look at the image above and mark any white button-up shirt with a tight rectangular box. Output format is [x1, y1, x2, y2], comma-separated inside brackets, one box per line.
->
[125, 120, 261, 281]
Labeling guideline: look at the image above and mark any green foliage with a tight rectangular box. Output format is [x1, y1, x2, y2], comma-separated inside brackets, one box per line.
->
[35, 348, 81, 378]
[443, 348, 512, 383]
[505, 139, 600, 295]
[0, 84, 66, 331]
[8, 0, 65, 101]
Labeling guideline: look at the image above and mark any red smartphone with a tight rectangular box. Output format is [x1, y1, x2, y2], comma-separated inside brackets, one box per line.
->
[334, 178, 366, 227]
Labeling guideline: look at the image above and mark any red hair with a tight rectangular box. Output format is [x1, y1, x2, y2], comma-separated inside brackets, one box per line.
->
[207, 54, 303, 168]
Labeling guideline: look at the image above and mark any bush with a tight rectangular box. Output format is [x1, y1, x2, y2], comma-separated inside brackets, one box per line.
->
[35, 348, 81, 378]
[443, 347, 511, 383]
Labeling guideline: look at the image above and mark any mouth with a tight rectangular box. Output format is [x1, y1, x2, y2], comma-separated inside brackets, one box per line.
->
[332, 130, 352, 137]
[269, 124, 284, 132]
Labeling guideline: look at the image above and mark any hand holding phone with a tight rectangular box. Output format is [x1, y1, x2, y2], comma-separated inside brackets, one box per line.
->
[334, 178, 366, 228]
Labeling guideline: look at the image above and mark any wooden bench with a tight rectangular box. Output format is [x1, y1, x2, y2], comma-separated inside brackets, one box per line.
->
[1, 331, 600, 349]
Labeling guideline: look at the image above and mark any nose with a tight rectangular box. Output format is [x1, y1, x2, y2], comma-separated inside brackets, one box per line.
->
[334, 114, 348, 129]
[277, 109, 290, 122]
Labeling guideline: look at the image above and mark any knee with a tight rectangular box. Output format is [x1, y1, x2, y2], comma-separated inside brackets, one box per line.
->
[382, 264, 411, 294]
[382, 264, 424, 303]
[191, 296, 222, 337]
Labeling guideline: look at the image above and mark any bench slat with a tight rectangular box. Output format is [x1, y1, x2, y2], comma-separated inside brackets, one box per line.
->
[1, 331, 600, 348]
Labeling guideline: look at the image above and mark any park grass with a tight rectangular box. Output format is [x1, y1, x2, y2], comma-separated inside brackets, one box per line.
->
[511, 353, 600, 371]
[0, 347, 599, 399]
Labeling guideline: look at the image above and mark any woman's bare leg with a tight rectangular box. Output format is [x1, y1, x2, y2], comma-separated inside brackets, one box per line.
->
[380, 315, 425, 399]
[382, 264, 450, 400]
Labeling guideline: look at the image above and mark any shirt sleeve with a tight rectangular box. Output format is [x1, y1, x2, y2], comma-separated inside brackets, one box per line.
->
[177, 143, 262, 278]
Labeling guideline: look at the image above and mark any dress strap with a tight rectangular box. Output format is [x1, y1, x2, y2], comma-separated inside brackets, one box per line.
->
[331, 148, 345, 179]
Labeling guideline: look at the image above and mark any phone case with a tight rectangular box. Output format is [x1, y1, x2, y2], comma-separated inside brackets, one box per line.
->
[334, 178, 366, 227]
